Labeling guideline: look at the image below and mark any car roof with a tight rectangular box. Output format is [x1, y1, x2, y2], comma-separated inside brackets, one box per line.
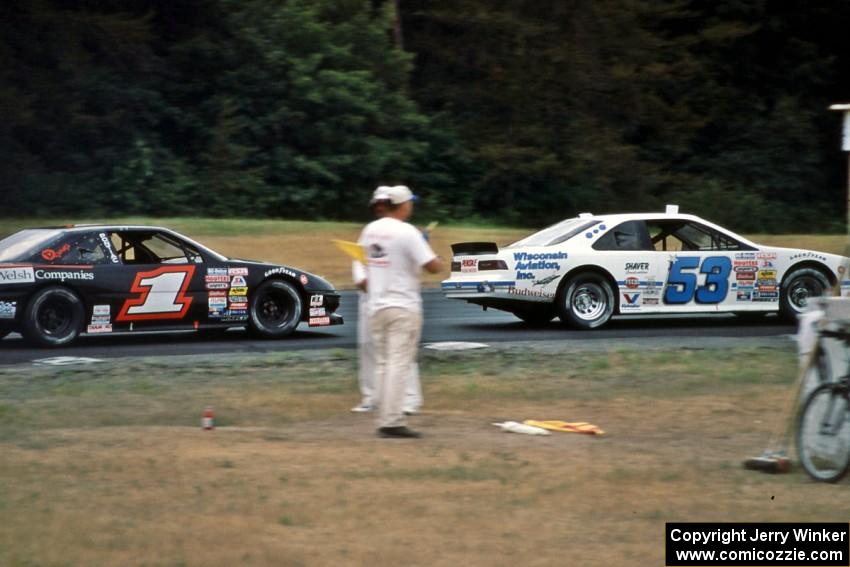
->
[561, 208, 760, 249]
[35, 224, 176, 233]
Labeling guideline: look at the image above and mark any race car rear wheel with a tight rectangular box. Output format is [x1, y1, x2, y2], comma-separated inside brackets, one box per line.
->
[21, 286, 85, 347]
[557, 273, 615, 329]
[248, 280, 303, 339]
[780, 268, 830, 321]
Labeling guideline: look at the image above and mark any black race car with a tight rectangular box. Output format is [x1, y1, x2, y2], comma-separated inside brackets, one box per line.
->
[0, 225, 343, 346]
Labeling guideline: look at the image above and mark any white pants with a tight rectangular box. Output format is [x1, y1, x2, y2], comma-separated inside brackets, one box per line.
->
[371, 307, 422, 428]
[357, 293, 421, 409]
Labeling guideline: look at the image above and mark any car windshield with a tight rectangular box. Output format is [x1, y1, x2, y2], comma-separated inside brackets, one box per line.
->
[0, 229, 64, 262]
[507, 218, 600, 248]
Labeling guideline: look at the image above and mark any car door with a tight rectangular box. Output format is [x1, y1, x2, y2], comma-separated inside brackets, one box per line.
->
[646, 219, 747, 313]
[108, 230, 206, 331]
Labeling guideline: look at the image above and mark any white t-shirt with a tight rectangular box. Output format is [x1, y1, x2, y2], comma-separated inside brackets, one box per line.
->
[358, 217, 437, 315]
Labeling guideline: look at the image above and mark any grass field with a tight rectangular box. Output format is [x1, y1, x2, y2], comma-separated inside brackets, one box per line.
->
[1, 218, 846, 288]
[1, 342, 848, 566]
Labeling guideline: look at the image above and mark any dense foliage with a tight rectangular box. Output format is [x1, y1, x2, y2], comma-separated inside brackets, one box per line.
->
[1, 0, 849, 231]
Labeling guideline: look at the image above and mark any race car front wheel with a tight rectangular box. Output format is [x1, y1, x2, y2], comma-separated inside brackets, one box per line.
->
[21, 286, 85, 347]
[557, 273, 615, 329]
[248, 279, 303, 339]
[780, 268, 829, 320]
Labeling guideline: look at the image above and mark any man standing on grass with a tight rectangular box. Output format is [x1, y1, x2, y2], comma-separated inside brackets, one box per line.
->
[351, 186, 423, 415]
[358, 185, 442, 438]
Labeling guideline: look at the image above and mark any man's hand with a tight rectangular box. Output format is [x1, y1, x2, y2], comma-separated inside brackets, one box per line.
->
[424, 256, 443, 274]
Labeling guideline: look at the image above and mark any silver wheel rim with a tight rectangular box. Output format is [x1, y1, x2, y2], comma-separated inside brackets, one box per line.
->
[788, 276, 824, 312]
[571, 283, 607, 321]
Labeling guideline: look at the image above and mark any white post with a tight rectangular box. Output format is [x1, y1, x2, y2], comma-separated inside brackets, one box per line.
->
[829, 104, 850, 237]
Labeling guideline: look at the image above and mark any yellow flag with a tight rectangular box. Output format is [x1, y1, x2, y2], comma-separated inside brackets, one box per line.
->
[523, 419, 605, 436]
[332, 239, 367, 263]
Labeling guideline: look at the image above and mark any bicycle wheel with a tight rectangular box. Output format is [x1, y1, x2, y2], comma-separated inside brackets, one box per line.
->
[796, 383, 850, 483]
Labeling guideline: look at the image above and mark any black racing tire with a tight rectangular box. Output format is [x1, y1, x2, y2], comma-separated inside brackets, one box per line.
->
[780, 268, 829, 321]
[796, 383, 850, 483]
[513, 307, 556, 326]
[21, 286, 85, 347]
[248, 279, 302, 339]
[556, 273, 615, 329]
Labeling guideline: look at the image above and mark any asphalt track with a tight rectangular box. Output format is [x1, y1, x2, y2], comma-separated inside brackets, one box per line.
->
[0, 290, 796, 366]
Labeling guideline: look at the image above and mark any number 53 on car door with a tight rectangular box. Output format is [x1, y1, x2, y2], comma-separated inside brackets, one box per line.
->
[664, 256, 732, 304]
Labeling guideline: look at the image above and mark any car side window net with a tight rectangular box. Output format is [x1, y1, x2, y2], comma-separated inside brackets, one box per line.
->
[112, 232, 203, 265]
[647, 220, 746, 251]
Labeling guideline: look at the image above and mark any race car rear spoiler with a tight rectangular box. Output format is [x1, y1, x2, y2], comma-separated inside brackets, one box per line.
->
[450, 242, 499, 256]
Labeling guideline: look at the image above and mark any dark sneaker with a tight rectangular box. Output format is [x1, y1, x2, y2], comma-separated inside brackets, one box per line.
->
[377, 426, 422, 439]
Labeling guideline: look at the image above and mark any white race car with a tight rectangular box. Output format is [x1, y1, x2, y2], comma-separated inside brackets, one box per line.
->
[441, 206, 849, 328]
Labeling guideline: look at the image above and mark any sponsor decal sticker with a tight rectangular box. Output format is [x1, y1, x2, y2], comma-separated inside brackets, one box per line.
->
[229, 286, 248, 296]
[461, 259, 478, 273]
[264, 267, 297, 279]
[230, 275, 247, 287]
[87, 323, 113, 334]
[310, 307, 326, 317]
[209, 297, 228, 309]
[0, 300, 16, 319]
[98, 233, 120, 263]
[310, 295, 324, 307]
[208, 290, 226, 297]
[0, 267, 35, 285]
[624, 277, 640, 289]
[35, 269, 94, 281]
[532, 274, 559, 287]
[736, 271, 755, 281]
[758, 269, 777, 280]
[208, 267, 228, 276]
[93, 304, 110, 317]
[513, 252, 567, 281]
[41, 243, 71, 262]
[205, 275, 230, 283]
[206, 282, 229, 290]
[506, 286, 554, 299]
[737, 290, 752, 301]
[621, 293, 641, 308]
[625, 262, 650, 273]
[309, 316, 331, 326]
[790, 251, 827, 262]
[228, 267, 249, 276]
[642, 297, 659, 305]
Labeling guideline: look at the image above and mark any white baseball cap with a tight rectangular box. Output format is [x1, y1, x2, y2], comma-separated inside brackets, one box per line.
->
[369, 185, 392, 204]
[384, 185, 418, 204]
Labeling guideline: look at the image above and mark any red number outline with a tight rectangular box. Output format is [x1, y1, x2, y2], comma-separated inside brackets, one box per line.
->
[116, 266, 196, 322]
